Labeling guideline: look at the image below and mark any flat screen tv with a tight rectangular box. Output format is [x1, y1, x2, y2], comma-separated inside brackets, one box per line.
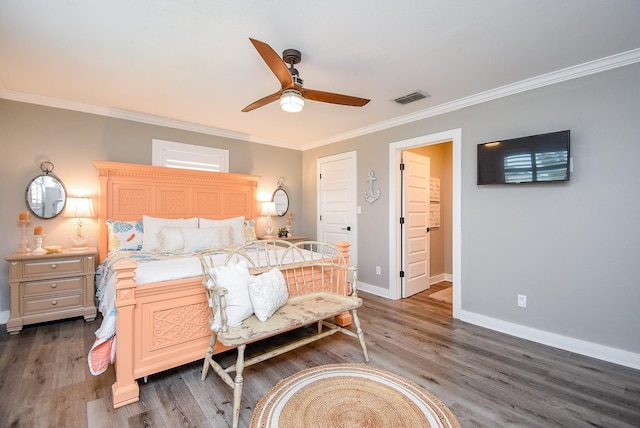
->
[477, 130, 570, 185]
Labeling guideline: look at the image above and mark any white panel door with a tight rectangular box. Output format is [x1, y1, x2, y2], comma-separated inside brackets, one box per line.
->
[317, 152, 357, 265]
[402, 151, 430, 298]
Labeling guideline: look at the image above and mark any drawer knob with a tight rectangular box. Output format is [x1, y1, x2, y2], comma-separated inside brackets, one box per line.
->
[51, 264, 57, 269]
[51, 283, 57, 288]
[51, 300, 58, 306]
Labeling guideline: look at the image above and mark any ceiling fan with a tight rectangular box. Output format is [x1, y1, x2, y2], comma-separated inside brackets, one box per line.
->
[242, 38, 370, 113]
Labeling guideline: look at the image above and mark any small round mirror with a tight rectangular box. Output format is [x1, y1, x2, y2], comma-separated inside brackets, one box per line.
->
[272, 188, 289, 217]
[26, 174, 67, 219]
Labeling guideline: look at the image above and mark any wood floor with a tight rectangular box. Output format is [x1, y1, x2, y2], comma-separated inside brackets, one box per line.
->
[1, 281, 639, 427]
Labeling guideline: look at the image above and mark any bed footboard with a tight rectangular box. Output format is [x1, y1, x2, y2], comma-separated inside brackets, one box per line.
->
[111, 259, 212, 408]
[109, 241, 354, 409]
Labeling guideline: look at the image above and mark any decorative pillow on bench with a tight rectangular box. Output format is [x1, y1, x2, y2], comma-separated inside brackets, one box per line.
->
[248, 268, 288, 322]
[208, 261, 253, 331]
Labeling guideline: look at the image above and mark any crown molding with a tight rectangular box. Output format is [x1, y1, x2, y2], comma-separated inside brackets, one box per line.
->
[0, 89, 299, 150]
[2, 48, 639, 152]
[302, 48, 640, 150]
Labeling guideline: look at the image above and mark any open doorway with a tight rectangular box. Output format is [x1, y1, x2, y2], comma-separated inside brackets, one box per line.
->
[388, 129, 462, 319]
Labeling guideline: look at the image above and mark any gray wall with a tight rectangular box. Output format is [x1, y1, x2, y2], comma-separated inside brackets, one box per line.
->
[0, 100, 302, 315]
[2, 62, 639, 361]
[303, 62, 640, 355]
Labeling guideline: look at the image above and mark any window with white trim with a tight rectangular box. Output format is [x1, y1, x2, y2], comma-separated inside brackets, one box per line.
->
[152, 139, 229, 172]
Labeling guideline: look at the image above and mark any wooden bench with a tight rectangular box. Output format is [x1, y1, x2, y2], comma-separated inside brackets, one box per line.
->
[198, 240, 369, 428]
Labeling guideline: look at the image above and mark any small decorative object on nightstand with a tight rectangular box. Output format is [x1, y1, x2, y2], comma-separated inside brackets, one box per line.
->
[286, 212, 293, 235]
[17, 211, 31, 254]
[32, 225, 46, 255]
[5, 247, 97, 334]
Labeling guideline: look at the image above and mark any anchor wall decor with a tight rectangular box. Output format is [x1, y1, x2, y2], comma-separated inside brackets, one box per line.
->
[363, 170, 381, 204]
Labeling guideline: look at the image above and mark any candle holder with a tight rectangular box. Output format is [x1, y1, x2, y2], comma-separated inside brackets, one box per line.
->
[17, 220, 31, 253]
[286, 212, 294, 235]
[32, 235, 46, 255]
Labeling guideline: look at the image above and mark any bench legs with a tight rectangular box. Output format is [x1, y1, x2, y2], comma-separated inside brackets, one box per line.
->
[201, 333, 216, 381]
[231, 344, 246, 428]
[201, 333, 246, 428]
[351, 309, 370, 362]
[201, 311, 368, 427]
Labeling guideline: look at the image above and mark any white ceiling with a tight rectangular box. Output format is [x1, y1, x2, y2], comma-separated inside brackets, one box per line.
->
[1, 1, 640, 150]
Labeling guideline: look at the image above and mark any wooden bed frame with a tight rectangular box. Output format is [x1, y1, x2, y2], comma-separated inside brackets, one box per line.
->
[93, 161, 352, 409]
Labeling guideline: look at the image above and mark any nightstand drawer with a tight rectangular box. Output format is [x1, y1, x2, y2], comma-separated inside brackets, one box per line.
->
[23, 277, 84, 297]
[24, 293, 83, 315]
[22, 257, 84, 277]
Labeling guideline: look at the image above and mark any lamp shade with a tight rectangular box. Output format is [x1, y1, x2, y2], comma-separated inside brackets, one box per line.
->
[261, 201, 277, 216]
[280, 89, 304, 113]
[64, 197, 94, 218]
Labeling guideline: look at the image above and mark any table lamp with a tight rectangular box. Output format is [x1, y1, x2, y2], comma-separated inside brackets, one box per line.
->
[64, 197, 94, 250]
[261, 201, 277, 237]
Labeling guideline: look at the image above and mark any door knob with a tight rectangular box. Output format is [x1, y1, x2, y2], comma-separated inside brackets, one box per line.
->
[341, 226, 351, 231]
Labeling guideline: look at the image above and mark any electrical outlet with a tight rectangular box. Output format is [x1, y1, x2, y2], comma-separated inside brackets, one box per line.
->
[517, 294, 527, 308]
[376, 266, 381, 275]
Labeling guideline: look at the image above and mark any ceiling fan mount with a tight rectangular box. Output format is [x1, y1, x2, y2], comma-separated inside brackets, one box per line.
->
[282, 48, 301, 66]
[242, 38, 370, 113]
[282, 48, 302, 82]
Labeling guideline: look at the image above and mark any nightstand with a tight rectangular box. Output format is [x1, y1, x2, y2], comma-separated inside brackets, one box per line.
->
[5, 247, 97, 334]
[259, 235, 308, 245]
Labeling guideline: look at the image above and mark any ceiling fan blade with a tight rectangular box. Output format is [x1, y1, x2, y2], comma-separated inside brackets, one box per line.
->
[301, 88, 370, 107]
[241, 90, 282, 112]
[249, 38, 294, 89]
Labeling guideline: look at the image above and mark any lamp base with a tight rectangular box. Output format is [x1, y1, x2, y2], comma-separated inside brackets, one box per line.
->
[68, 232, 88, 251]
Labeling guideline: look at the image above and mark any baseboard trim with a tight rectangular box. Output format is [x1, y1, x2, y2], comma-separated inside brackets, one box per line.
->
[459, 309, 640, 370]
[357, 281, 395, 299]
[0, 310, 9, 325]
[430, 273, 453, 284]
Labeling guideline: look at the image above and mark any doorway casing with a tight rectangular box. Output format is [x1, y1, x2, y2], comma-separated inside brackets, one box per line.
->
[388, 128, 462, 319]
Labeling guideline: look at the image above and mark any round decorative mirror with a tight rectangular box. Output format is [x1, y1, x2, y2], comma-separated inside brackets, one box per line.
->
[272, 179, 289, 217]
[25, 161, 67, 219]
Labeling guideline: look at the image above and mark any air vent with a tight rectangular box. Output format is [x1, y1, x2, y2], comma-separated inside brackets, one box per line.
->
[394, 90, 430, 105]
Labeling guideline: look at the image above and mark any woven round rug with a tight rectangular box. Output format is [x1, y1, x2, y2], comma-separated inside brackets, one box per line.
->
[250, 363, 460, 428]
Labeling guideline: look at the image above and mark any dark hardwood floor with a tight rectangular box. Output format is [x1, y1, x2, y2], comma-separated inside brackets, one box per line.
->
[1, 281, 639, 427]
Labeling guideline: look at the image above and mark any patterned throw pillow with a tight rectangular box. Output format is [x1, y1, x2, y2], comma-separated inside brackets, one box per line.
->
[199, 216, 245, 246]
[183, 226, 232, 253]
[142, 215, 198, 250]
[157, 227, 185, 252]
[248, 268, 288, 322]
[106, 220, 143, 253]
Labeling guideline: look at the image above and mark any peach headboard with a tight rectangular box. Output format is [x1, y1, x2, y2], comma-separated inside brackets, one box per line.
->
[94, 161, 260, 262]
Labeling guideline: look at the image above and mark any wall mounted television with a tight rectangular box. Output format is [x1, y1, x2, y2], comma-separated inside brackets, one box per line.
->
[477, 130, 570, 185]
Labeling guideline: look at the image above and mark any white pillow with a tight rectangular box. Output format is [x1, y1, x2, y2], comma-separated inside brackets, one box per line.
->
[157, 227, 185, 252]
[208, 261, 253, 331]
[142, 216, 198, 250]
[199, 216, 245, 246]
[183, 226, 231, 253]
[248, 268, 289, 322]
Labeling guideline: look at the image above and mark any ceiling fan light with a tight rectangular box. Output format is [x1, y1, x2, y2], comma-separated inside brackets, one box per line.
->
[280, 89, 304, 112]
